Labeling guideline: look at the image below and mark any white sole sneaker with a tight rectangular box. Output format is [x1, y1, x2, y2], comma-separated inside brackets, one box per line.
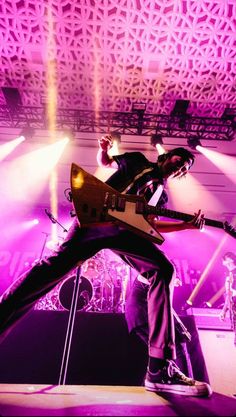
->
[145, 380, 212, 397]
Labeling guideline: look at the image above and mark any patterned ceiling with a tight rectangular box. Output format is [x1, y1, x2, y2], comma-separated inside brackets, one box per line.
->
[0, 0, 236, 118]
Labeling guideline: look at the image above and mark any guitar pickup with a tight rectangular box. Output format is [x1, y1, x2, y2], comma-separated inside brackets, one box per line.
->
[103, 192, 109, 210]
[136, 200, 145, 214]
[116, 197, 126, 212]
[111, 194, 116, 210]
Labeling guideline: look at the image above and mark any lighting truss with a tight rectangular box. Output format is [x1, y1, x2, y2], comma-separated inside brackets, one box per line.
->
[0, 105, 235, 141]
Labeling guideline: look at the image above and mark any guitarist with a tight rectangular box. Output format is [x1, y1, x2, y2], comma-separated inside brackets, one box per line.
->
[0, 134, 211, 397]
[219, 251, 236, 347]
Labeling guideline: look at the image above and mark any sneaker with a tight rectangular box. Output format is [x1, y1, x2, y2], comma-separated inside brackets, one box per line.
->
[145, 360, 212, 397]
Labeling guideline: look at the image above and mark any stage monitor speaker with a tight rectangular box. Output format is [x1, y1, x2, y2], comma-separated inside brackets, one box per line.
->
[197, 329, 236, 397]
[186, 308, 231, 330]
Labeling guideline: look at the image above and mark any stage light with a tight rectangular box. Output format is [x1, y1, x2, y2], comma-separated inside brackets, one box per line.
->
[205, 286, 225, 308]
[186, 235, 228, 306]
[221, 107, 236, 121]
[0, 136, 25, 161]
[2, 87, 22, 108]
[170, 100, 191, 130]
[187, 137, 202, 150]
[132, 103, 146, 113]
[111, 132, 121, 143]
[108, 132, 121, 156]
[221, 107, 236, 130]
[61, 128, 75, 142]
[150, 134, 163, 147]
[150, 134, 165, 154]
[199, 147, 236, 185]
[171, 99, 190, 116]
[132, 103, 146, 135]
[20, 126, 35, 140]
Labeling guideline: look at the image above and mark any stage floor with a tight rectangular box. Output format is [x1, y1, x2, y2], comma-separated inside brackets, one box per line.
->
[0, 384, 235, 416]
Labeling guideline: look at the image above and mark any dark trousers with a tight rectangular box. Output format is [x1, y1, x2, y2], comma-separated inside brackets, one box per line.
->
[0, 219, 175, 359]
[125, 278, 210, 382]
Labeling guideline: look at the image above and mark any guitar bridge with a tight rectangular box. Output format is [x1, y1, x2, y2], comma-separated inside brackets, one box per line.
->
[116, 197, 126, 211]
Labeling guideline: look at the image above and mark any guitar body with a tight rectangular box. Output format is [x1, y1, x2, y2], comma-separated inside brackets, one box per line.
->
[71, 163, 236, 242]
[70, 163, 165, 244]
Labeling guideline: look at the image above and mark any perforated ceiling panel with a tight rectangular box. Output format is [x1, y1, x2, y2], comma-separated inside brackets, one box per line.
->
[0, 0, 235, 117]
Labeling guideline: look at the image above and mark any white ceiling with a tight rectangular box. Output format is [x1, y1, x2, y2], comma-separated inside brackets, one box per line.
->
[0, 0, 236, 223]
[1, 0, 236, 116]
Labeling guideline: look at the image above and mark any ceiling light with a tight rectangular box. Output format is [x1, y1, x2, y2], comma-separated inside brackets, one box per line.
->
[187, 137, 202, 150]
[132, 103, 146, 113]
[111, 132, 121, 143]
[171, 99, 190, 116]
[2, 87, 22, 109]
[221, 107, 236, 120]
[20, 126, 35, 140]
[150, 134, 163, 147]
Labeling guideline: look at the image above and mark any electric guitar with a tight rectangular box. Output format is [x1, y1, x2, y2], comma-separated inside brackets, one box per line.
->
[70, 163, 236, 245]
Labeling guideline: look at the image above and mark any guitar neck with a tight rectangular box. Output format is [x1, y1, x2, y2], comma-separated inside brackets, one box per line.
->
[149, 206, 225, 230]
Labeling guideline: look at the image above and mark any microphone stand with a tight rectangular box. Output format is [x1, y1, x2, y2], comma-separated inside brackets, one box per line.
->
[58, 266, 82, 385]
[39, 232, 50, 260]
[45, 209, 68, 233]
[44, 209, 82, 385]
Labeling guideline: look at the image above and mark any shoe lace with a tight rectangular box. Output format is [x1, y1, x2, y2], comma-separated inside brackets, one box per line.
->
[167, 360, 193, 383]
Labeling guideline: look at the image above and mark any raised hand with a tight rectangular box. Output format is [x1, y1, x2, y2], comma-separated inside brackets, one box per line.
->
[98, 134, 113, 151]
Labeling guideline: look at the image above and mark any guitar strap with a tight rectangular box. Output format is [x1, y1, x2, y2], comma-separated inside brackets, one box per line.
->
[148, 184, 164, 207]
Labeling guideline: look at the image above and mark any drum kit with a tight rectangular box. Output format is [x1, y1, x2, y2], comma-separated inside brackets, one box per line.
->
[34, 250, 130, 313]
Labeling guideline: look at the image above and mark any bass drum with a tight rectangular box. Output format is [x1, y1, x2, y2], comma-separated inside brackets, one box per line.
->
[59, 275, 93, 311]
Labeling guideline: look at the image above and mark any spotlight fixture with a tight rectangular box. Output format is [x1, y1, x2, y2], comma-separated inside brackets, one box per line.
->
[132, 103, 146, 113]
[187, 137, 202, 150]
[111, 132, 121, 143]
[150, 134, 163, 147]
[171, 100, 190, 130]
[19, 126, 35, 140]
[221, 108, 236, 130]
[171, 99, 190, 116]
[2, 87, 22, 108]
[132, 103, 146, 135]
[221, 107, 236, 120]
[61, 128, 75, 142]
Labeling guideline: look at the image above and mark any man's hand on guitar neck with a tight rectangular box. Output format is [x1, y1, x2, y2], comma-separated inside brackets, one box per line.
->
[147, 209, 205, 233]
[185, 209, 205, 230]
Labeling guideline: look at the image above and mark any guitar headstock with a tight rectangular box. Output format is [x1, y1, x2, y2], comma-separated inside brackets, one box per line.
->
[223, 221, 236, 239]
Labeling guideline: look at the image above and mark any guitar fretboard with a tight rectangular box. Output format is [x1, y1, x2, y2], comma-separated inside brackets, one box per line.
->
[134, 200, 225, 230]
[155, 207, 224, 230]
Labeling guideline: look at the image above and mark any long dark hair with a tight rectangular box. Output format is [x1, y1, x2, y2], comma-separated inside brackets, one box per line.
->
[222, 251, 236, 263]
[158, 147, 195, 167]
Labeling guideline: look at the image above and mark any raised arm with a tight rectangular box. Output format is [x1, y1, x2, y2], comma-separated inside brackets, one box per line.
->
[97, 134, 118, 169]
